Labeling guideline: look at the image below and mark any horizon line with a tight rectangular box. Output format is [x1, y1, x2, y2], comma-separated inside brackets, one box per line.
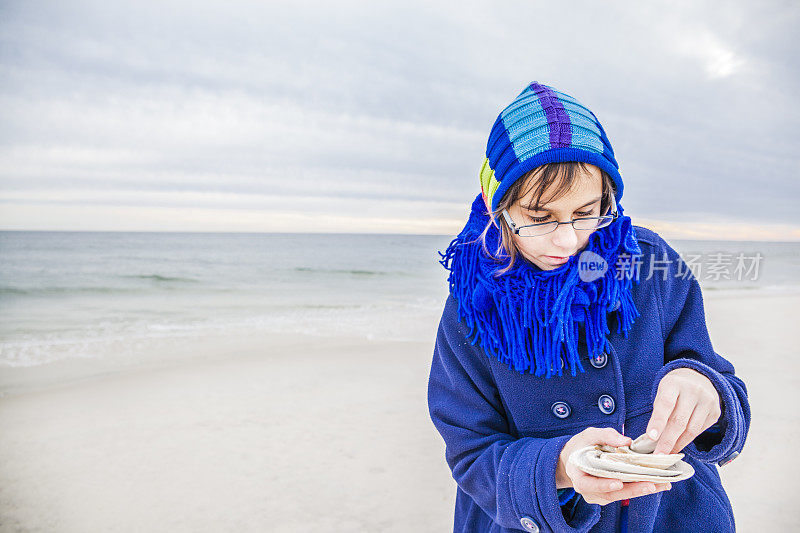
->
[2, 228, 799, 243]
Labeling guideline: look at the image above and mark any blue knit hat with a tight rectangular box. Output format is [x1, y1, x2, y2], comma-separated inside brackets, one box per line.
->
[480, 81, 624, 212]
[439, 81, 642, 378]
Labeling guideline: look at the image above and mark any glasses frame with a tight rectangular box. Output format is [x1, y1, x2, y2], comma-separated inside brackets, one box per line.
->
[501, 187, 619, 237]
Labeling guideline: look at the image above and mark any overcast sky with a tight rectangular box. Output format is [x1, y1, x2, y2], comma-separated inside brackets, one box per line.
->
[1, 0, 798, 239]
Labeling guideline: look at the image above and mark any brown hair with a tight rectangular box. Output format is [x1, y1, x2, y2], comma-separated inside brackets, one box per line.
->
[478, 162, 616, 276]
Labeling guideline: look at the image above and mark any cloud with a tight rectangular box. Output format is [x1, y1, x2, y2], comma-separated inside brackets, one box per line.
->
[0, 0, 797, 237]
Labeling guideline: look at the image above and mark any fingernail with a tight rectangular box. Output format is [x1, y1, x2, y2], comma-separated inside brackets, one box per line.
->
[648, 428, 658, 439]
[611, 482, 623, 490]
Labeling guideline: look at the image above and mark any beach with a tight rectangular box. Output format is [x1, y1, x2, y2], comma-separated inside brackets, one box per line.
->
[1, 290, 797, 532]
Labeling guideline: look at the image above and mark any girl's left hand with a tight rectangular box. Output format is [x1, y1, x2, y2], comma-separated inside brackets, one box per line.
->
[645, 368, 722, 455]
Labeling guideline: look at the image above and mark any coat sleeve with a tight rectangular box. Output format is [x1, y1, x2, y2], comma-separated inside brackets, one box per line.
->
[650, 237, 751, 465]
[427, 295, 601, 532]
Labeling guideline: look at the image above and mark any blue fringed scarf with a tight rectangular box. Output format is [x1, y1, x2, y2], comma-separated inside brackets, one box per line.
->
[438, 193, 643, 377]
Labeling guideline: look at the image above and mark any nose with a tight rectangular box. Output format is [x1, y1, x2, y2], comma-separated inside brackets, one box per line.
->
[550, 222, 579, 251]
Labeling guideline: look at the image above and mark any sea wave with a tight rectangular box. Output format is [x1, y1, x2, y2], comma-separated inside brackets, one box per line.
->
[0, 298, 445, 368]
[293, 267, 391, 276]
[0, 286, 140, 296]
[121, 274, 200, 283]
[701, 283, 800, 294]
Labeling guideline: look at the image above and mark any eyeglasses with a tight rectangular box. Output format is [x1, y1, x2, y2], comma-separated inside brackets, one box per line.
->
[501, 190, 619, 237]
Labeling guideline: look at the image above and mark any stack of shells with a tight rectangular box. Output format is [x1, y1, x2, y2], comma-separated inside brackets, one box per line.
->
[568, 433, 695, 482]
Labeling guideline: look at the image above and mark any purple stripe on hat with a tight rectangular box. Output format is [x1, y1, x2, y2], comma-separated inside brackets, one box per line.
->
[529, 83, 571, 148]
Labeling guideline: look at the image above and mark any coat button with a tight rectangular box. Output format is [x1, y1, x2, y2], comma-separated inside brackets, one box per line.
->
[718, 451, 739, 466]
[589, 351, 608, 369]
[598, 394, 616, 415]
[520, 516, 540, 532]
[551, 401, 571, 419]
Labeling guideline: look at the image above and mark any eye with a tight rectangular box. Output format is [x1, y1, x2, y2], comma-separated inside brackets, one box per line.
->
[527, 214, 550, 223]
[575, 210, 594, 217]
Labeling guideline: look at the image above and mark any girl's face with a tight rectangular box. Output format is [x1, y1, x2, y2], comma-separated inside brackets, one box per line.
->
[506, 164, 605, 271]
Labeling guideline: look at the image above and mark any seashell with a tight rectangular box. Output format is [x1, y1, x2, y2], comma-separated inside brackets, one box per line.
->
[567, 431, 696, 483]
[583, 448, 681, 476]
[630, 433, 658, 454]
[600, 450, 684, 469]
[568, 445, 695, 483]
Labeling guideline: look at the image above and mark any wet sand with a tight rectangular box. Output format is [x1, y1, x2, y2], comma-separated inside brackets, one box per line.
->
[0, 292, 796, 531]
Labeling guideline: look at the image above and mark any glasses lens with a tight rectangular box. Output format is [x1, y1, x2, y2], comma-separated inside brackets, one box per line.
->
[518, 222, 558, 237]
[516, 216, 616, 236]
[573, 216, 613, 230]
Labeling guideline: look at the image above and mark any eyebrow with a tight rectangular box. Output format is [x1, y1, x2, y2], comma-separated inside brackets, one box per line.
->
[525, 196, 602, 212]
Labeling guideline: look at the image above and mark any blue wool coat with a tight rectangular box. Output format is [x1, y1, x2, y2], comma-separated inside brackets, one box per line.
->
[427, 226, 750, 533]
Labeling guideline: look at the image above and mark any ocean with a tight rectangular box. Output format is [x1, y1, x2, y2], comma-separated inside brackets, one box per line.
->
[1, 231, 798, 370]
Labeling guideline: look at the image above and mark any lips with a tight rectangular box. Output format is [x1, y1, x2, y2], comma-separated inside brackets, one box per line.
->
[542, 255, 570, 266]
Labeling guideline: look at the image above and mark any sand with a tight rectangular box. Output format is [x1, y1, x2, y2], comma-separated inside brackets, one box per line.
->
[0, 292, 797, 532]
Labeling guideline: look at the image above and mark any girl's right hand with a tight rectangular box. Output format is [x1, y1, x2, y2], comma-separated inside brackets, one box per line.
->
[556, 427, 672, 505]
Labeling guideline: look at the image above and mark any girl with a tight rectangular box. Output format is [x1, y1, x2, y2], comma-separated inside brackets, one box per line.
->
[428, 82, 750, 532]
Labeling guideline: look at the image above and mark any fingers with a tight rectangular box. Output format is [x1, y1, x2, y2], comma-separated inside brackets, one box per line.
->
[653, 393, 696, 454]
[579, 477, 672, 506]
[584, 426, 632, 448]
[646, 382, 680, 443]
[561, 427, 634, 491]
[605, 481, 671, 501]
[570, 469, 625, 494]
[594, 482, 672, 505]
[570, 469, 670, 499]
[648, 368, 724, 454]
[671, 408, 717, 454]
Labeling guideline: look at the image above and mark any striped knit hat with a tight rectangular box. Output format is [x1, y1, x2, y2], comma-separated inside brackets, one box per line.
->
[479, 81, 624, 213]
[439, 81, 642, 377]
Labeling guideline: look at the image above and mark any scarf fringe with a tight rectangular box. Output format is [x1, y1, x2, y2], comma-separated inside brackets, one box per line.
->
[438, 194, 642, 378]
